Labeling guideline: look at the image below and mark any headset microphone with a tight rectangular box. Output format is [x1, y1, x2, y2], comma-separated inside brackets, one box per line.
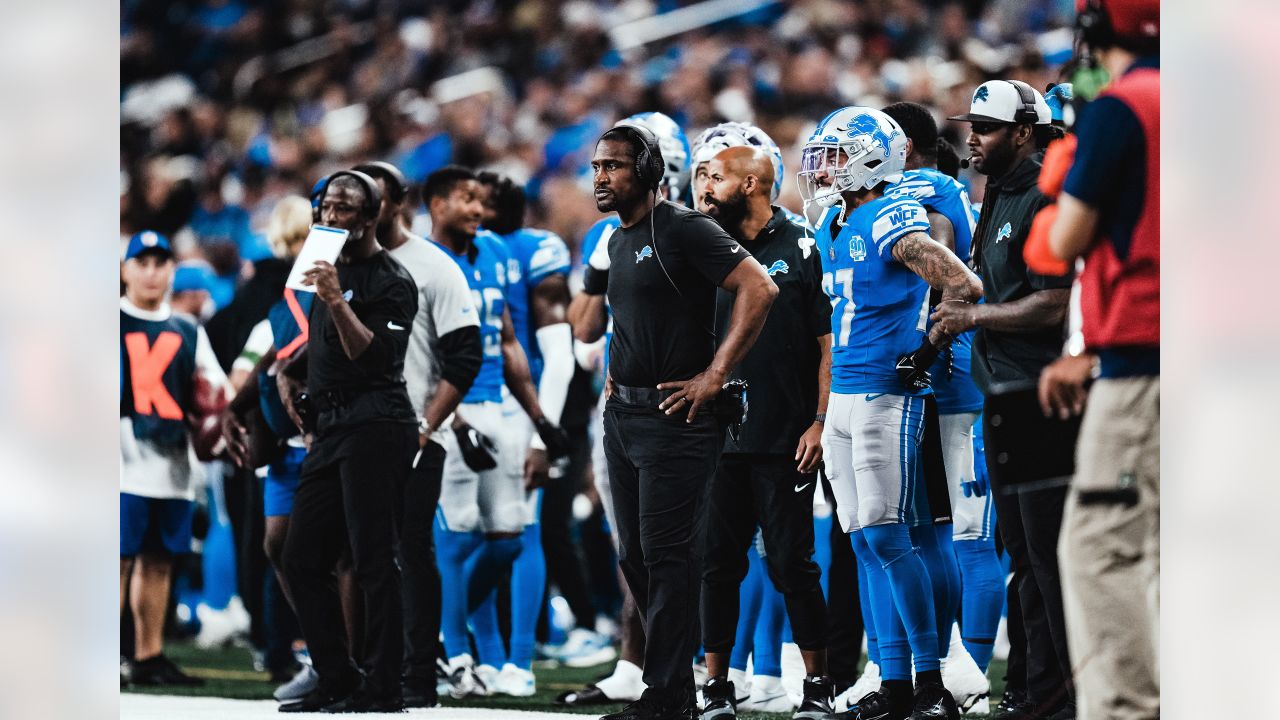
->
[960, 156, 971, 169]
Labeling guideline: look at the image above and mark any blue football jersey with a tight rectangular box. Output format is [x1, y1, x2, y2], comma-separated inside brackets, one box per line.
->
[578, 216, 620, 370]
[502, 227, 571, 384]
[888, 168, 983, 413]
[816, 195, 932, 396]
[434, 230, 511, 404]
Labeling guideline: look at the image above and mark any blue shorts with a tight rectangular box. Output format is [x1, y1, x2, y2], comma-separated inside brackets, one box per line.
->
[120, 493, 195, 557]
[264, 445, 306, 517]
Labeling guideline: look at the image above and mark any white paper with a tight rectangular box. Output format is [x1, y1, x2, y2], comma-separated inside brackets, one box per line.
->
[285, 225, 349, 292]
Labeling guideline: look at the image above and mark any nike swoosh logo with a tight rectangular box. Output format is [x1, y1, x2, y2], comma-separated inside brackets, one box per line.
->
[732, 245, 741, 253]
[864, 393, 885, 401]
[794, 482, 812, 493]
[387, 321, 406, 331]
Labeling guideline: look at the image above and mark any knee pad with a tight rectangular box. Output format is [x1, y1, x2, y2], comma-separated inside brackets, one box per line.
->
[861, 523, 916, 568]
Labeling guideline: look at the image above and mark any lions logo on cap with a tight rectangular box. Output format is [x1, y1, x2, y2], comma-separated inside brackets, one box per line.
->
[974, 86, 990, 103]
[141, 231, 159, 247]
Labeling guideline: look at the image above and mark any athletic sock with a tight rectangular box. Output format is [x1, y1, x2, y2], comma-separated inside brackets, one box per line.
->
[508, 519, 546, 670]
[861, 523, 939, 674]
[851, 530, 905, 680]
[910, 522, 961, 659]
[953, 538, 1002, 671]
[435, 525, 483, 659]
[855, 554, 880, 665]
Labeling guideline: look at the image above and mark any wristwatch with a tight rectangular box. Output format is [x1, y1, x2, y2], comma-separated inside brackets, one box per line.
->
[814, 413, 826, 424]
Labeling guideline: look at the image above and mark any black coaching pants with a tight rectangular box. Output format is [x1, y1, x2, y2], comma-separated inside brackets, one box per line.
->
[701, 453, 827, 654]
[984, 393, 1080, 713]
[603, 404, 724, 707]
[397, 439, 446, 685]
[282, 422, 416, 698]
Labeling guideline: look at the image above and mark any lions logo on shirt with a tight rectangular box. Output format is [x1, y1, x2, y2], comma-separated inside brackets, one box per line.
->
[996, 222, 1013, 244]
[765, 259, 789, 276]
[635, 246, 653, 263]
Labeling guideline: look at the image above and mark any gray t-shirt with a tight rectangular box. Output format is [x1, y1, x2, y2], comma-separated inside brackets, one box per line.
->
[389, 233, 480, 432]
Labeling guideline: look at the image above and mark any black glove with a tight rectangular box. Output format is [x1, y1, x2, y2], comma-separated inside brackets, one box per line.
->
[534, 416, 571, 461]
[454, 423, 498, 471]
[895, 339, 941, 392]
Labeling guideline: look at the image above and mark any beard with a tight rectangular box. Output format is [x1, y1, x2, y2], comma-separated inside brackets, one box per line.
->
[703, 188, 748, 229]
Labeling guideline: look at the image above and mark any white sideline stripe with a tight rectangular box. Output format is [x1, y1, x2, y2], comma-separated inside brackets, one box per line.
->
[122, 694, 587, 720]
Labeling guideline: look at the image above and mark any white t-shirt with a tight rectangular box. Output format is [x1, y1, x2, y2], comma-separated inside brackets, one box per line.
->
[120, 298, 230, 500]
[389, 233, 480, 441]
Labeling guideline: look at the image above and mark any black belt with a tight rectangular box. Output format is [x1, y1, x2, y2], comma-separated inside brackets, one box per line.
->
[610, 384, 676, 408]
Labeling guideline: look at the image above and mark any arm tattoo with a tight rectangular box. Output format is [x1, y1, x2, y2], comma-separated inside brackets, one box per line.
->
[892, 232, 982, 303]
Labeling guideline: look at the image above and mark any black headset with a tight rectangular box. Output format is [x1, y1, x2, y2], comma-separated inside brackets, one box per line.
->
[1005, 80, 1042, 125]
[610, 122, 665, 191]
[1076, 0, 1114, 48]
[315, 169, 383, 219]
[353, 161, 409, 204]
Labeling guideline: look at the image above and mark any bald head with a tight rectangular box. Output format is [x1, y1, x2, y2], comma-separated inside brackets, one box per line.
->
[701, 145, 775, 235]
[710, 146, 774, 198]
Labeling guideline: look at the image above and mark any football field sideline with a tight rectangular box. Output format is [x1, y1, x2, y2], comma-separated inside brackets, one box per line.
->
[122, 693, 588, 719]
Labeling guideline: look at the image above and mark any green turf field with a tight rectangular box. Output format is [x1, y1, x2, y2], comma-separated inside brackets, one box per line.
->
[124, 640, 1008, 718]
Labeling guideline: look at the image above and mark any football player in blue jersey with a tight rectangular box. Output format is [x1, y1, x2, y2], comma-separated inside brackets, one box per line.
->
[423, 166, 568, 697]
[466, 170, 578, 696]
[797, 107, 982, 720]
[882, 102, 1000, 713]
[121, 231, 230, 687]
[561, 111, 690, 708]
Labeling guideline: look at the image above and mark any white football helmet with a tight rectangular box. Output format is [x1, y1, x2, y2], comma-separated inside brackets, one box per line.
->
[617, 112, 691, 201]
[690, 122, 785, 201]
[797, 106, 908, 211]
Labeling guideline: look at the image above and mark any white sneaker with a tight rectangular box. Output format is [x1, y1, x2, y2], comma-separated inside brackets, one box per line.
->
[273, 664, 318, 702]
[440, 653, 484, 699]
[740, 675, 798, 713]
[966, 697, 990, 716]
[835, 660, 880, 712]
[493, 663, 536, 697]
[556, 628, 619, 668]
[780, 642, 805, 704]
[474, 664, 499, 696]
[728, 667, 752, 703]
[593, 659, 646, 702]
[994, 615, 1010, 661]
[194, 603, 237, 649]
[944, 623, 990, 712]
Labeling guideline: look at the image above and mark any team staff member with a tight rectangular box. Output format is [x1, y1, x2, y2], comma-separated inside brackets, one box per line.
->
[936, 81, 1077, 720]
[120, 231, 228, 687]
[593, 123, 778, 720]
[694, 145, 835, 720]
[353, 161, 483, 708]
[1033, 2, 1160, 716]
[276, 171, 419, 713]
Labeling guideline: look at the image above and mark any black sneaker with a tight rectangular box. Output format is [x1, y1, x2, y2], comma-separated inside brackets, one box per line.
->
[322, 689, 405, 713]
[129, 654, 205, 686]
[795, 676, 836, 720]
[992, 690, 1036, 720]
[1044, 701, 1076, 720]
[702, 676, 737, 720]
[601, 696, 665, 720]
[279, 674, 361, 713]
[836, 689, 896, 720]
[402, 676, 438, 708]
[909, 682, 959, 720]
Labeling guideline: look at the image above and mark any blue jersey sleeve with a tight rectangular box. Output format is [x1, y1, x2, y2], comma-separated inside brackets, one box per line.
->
[872, 198, 930, 257]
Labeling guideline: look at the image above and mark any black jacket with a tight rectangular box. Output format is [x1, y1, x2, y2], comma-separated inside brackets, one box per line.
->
[969, 153, 1072, 395]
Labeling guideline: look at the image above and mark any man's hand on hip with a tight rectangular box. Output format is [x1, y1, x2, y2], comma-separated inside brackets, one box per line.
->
[658, 368, 727, 423]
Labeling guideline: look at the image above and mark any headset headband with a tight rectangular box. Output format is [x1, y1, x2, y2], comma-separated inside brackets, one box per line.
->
[1006, 80, 1041, 124]
[321, 169, 383, 218]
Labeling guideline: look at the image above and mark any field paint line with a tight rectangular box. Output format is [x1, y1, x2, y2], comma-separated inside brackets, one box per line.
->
[123, 694, 594, 719]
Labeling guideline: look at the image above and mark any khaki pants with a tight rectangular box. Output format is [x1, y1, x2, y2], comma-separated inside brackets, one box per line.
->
[1059, 376, 1160, 720]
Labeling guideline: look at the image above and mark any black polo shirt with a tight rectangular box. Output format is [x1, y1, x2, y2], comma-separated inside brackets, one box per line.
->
[969, 153, 1073, 394]
[605, 200, 747, 392]
[307, 249, 418, 435]
[715, 208, 830, 455]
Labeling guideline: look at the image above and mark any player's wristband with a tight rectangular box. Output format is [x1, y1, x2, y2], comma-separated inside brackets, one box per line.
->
[583, 266, 609, 295]
[813, 413, 826, 424]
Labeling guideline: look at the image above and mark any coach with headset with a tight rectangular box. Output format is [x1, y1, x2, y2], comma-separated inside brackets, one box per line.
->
[590, 124, 777, 720]
[277, 170, 419, 713]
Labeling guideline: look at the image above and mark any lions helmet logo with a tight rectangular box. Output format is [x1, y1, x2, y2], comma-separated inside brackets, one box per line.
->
[836, 113, 899, 159]
[635, 245, 654, 263]
[765, 259, 789, 276]
[974, 86, 990, 103]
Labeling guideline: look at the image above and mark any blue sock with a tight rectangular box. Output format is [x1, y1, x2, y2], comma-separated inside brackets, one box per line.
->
[852, 530, 906, 679]
[862, 523, 940, 674]
[434, 522, 482, 659]
[730, 544, 765, 672]
[813, 514, 834, 598]
[856, 553, 880, 665]
[508, 518, 546, 670]
[201, 477, 237, 610]
[954, 538, 1003, 672]
[753, 579, 787, 677]
[911, 522, 961, 659]
[468, 590, 506, 668]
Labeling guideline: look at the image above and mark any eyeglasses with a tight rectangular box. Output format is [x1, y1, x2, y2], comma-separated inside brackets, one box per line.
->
[969, 122, 1011, 136]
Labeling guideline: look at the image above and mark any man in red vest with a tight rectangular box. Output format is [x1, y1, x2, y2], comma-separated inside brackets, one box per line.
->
[1035, 1, 1159, 718]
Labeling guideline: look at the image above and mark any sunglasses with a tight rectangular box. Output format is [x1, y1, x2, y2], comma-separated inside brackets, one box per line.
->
[969, 122, 1012, 136]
